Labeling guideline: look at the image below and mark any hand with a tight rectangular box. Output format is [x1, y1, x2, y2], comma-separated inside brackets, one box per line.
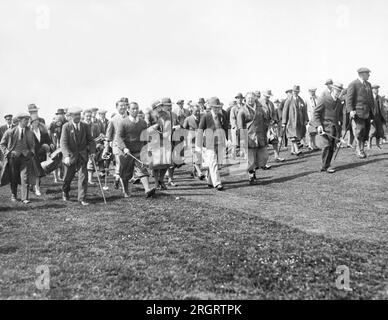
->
[318, 126, 324, 135]
[64, 156, 71, 166]
[124, 148, 130, 155]
[89, 153, 96, 160]
[350, 110, 356, 119]
[282, 124, 286, 128]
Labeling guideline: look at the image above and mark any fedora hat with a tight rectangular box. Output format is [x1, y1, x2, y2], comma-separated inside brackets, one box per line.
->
[198, 98, 206, 104]
[176, 99, 184, 105]
[263, 89, 273, 97]
[292, 85, 300, 92]
[160, 97, 172, 106]
[372, 85, 380, 89]
[331, 82, 344, 91]
[207, 97, 223, 108]
[4, 114, 13, 119]
[16, 112, 31, 120]
[285, 89, 292, 94]
[55, 108, 65, 115]
[67, 107, 82, 115]
[235, 93, 244, 99]
[151, 100, 162, 110]
[27, 104, 39, 112]
[325, 79, 333, 86]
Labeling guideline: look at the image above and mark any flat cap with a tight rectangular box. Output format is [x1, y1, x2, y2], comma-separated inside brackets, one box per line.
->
[98, 109, 107, 114]
[331, 82, 344, 91]
[292, 85, 300, 92]
[67, 107, 82, 114]
[4, 114, 13, 119]
[371, 85, 380, 89]
[198, 98, 206, 104]
[325, 79, 333, 86]
[16, 112, 31, 119]
[263, 89, 273, 97]
[27, 104, 39, 112]
[176, 99, 184, 105]
[151, 100, 162, 110]
[55, 108, 65, 115]
[160, 97, 172, 106]
[357, 67, 371, 73]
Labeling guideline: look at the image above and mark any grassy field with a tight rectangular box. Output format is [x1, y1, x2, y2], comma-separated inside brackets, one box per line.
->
[0, 145, 387, 300]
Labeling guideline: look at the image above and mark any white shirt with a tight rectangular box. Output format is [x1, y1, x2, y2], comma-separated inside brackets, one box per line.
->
[330, 92, 338, 101]
[18, 125, 25, 140]
[72, 122, 80, 131]
[128, 115, 138, 123]
[33, 128, 41, 142]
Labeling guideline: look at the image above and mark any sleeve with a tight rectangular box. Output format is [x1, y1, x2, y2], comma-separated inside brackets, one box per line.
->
[116, 122, 127, 152]
[237, 110, 246, 130]
[0, 130, 10, 155]
[60, 124, 71, 158]
[312, 98, 325, 128]
[85, 124, 96, 154]
[346, 82, 356, 112]
[282, 100, 290, 126]
[105, 119, 115, 142]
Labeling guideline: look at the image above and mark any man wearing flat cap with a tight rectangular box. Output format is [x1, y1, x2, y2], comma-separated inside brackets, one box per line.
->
[368, 85, 386, 149]
[174, 99, 190, 127]
[196, 97, 228, 191]
[60, 108, 96, 206]
[282, 85, 309, 155]
[0, 114, 14, 142]
[346, 68, 374, 158]
[230, 93, 245, 157]
[97, 109, 109, 135]
[27, 104, 46, 125]
[0, 113, 35, 204]
[312, 82, 344, 173]
[325, 79, 333, 93]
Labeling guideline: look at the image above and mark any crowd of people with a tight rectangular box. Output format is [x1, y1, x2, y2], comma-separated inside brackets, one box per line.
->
[0, 67, 387, 205]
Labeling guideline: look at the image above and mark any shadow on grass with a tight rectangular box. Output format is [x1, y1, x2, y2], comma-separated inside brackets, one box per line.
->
[335, 158, 386, 172]
[0, 202, 67, 212]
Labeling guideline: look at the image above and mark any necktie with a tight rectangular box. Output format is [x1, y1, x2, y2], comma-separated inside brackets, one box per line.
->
[21, 128, 24, 140]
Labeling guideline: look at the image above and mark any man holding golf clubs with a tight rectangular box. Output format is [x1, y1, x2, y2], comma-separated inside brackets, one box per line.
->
[312, 82, 345, 173]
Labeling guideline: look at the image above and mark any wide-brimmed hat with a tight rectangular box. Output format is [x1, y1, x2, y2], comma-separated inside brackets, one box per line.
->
[263, 89, 273, 97]
[27, 104, 39, 113]
[98, 109, 107, 114]
[331, 82, 344, 91]
[55, 108, 65, 115]
[151, 100, 162, 110]
[372, 85, 380, 89]
[67, 107, 82, 115]
[176, 99, 184, 105]
[4, 114, 13, 119]
[292, 85, 300, 92]
[198, 98, 206, 104]
[325, 79, 333, 86]
[274, 99, 281, 104]
[16, 112, 31, 120]
[235, 93, 244, 99]
[309, 87, 317, 92]
[160, 97, 172, 106]
[285, 89, 292, 94]
[357, 67, 371, 74]
[207, 97, 223, 107]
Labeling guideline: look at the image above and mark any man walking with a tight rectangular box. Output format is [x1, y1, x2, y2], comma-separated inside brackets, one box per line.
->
[60, 108, 96, 206]
[0, 114, 14, 142]
[346, 67, 374, 158]
[368, 85, 386, 149]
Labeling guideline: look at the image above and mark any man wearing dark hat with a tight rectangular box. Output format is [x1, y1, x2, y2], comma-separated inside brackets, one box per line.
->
[103, 98, 129, 189]
[174, 99, 190, 127]
[282, 85, 309, 155]
[368, 85, 386, 149]
[312, 82, 344, 173]
[97, 109, 109, 135]
[0, 113, 35, 203]
[230, 93, 245, 156]
[306, 88, 320, 150]
[278, 89, 293, 149]
[0, 114, 14, 142]
[238, 92, 270, 183]
[60, 108, 96, 206]
[196, 97, 228, 191]
[260, 89, 285, 163]
[325, 79, 333, 93]
[197, 98, 206, 113]
[27, 104, 46, 125]
[346, 68, 374, 158]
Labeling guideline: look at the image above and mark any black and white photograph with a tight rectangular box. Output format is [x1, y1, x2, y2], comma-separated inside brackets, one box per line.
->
[0, 0, 387, 307]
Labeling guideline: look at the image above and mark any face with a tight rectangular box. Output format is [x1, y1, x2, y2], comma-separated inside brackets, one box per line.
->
[274, 102, 280, 109]
[84, 112, 92, 122]
[116, 102, 127, 115]
[359, 72, 370, 81]
[178, 103, 184, 108]
[286, 92, 292, 98]
[5, 117, 12, 125]
[72, 113, 81, 123]
[163, 104, 172, 113]
[212, 105, 222, 114]
[246, 94, 256, 106]
[372, 88, 379, 96]
[293, 91, 299, 98]
[332, 88, 342, 100]
[99, 113, 106, 120]
[31, 120, 40, 129]
[236, 97, 243, 104]
[193, 107, 201, 118]
[310, 90, 317, 97]
[19, 117, 29, 127]
[128, 103, 139, 118]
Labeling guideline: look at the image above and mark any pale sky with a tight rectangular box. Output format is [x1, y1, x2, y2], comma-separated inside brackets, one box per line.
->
[0, 0, 387, 121]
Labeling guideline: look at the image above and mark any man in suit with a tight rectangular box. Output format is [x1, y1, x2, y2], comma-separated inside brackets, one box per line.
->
[368, 85, 386, 149]
[306, 88, 320, 150]
[183, 104, 205, 180]
[313, 82, 344, 173]
[103, 97, 129, 189]
[0, 113, 35, 203]
[27, 104, 46, 125]
[346, 67, 374, 158]
[97, 109, 109, 135]
[174, 99, 190, 127]
[230, 93, 245, 157]
[282, 85, 309, 156]
[0, 114, 14, 142]
[325, 79, 333, 94]
[60, 108, 96, 206]
[260, 89, 285, 165]
[238, 92, 270, 184]
[196, 97, 228, 191]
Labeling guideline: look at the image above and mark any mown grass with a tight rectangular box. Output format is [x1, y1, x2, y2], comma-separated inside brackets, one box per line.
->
[0, 146, 387, 299]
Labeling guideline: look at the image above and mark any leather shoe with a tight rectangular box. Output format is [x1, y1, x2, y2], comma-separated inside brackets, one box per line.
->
[11, 194, 17, 202]
[80, 201, 89, 206]
[22, 200, 31, 204]
[216, 184, 224, 191]
[326, 167, 336, 173]
[62, 192, 69, 201]
[145, 188, 156, 198]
